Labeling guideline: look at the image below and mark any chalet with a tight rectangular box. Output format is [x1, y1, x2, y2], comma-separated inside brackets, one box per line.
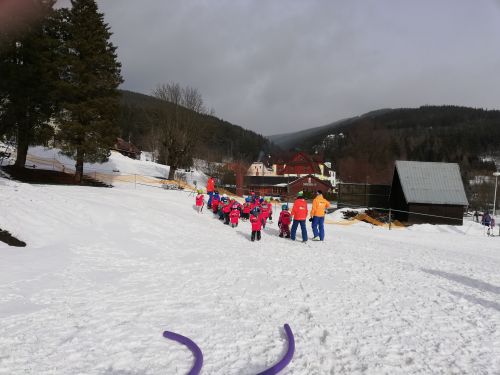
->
[246, 151, 336, 186]
[245, 174, 333, 200]
[112, 138, 141, 160]
[389, 161, 468, 225]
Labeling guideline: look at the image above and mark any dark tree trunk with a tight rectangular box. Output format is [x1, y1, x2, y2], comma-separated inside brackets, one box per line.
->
[168, 165, 177, 180]
[75, 148, 84, 183]
[14, 123, 30, 168]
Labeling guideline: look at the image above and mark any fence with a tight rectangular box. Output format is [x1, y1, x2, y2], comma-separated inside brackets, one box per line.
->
[10, 153, 193, 190]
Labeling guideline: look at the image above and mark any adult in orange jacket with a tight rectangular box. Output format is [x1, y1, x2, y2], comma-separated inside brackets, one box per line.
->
[290, 191, 308, 242]
[206, 177, 215, 208]
[310, 190, 330, 241]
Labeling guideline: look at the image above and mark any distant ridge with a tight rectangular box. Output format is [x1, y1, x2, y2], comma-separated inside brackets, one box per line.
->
[268, 109, 393, 149]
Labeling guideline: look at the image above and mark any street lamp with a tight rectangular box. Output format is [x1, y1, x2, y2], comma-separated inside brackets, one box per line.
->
[493, 171, 500, 217]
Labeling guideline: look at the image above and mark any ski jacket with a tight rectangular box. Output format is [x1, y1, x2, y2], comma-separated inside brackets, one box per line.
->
[206, 178, 215, 193]
[279, 210, 292, 226]
[482, 213, 492, 226]
[195, 194, 204, 207]
[310, 195, 330, 218]
[223, 202, 232, 214]
[230, 209, 240, 223]
[250, 215, 263, 231]
[243, 203, 251, 214]
[260, 203, 270, 218]
[291, 198, 308, 221]
[212, 199, 219, 212]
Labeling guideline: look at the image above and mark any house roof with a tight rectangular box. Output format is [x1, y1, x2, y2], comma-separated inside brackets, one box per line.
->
[282, 152, 322, 174]
[245, 176, 297, 186]
[395, 160, 468, 205]
[289, 174, 333, 188]
[115, 138, 140, 154]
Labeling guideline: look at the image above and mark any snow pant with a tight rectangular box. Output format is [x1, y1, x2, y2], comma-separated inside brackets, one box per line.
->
[311, 216, 325, 240]
[224, 212, 230, 225]
[261, 217, 267, 229]
[219, 210, 224, 220]
[196, 205, 203, 213]
[291, 220, 308, 241]
[231, 222, 238, 228]
[207, 191, 213, 208]
[251, 230, 261, 241]
[279, 223, 290, 237]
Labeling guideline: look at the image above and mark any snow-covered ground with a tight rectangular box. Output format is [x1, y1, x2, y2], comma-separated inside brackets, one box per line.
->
[4, 146, 208, 189]
[1, 176, 500, 373]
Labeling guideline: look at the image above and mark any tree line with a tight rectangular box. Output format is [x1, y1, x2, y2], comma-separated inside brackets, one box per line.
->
[118, 89, 273, 180]
[0, 0, 122, 182]
[0, 0, 274, 182]
[291, 105, 500, 209]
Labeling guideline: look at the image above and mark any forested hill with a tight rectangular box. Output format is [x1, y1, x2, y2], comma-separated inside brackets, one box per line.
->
[117, 90, 273, 163]
[268, 109, 392, 149]
[271, 106, 500, 185]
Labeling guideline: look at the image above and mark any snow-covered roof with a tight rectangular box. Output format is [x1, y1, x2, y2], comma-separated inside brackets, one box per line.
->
[395, 160, 468, 206]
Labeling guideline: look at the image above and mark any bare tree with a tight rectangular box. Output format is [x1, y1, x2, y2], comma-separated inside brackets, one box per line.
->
[153, 82, 182, 105]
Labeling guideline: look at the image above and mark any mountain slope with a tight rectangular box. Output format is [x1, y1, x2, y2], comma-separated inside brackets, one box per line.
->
[118, 90, 274, 162]
[269, 106, 500, 190]
[268, 109, 393, 149]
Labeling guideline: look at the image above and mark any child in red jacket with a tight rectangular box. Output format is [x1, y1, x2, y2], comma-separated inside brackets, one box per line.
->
[250, 207, 262, 241]
[222, 199, 232, 225]
[230, 207, 240, 228]
[211, 196, 220, 215]
[278, 204, 291, 238]
[242, 197, 251, 221]
[195, 190, 205, 213]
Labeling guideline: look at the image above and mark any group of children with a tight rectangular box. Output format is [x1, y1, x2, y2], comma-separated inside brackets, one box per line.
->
[195, 190, 292, 242]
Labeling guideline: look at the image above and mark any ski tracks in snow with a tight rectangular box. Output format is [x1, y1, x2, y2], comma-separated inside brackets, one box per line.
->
[0, 183, 500, 373]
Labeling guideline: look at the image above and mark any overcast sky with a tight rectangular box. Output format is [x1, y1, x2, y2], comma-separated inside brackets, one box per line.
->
[59, 0, 500, 135]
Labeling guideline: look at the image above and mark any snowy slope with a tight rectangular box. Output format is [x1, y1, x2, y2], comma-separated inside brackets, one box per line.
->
[12, 146, 208, 188]
[1, 178, 500, 374]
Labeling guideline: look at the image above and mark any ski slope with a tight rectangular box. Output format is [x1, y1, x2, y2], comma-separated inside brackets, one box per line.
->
[0, 177, 500, 374]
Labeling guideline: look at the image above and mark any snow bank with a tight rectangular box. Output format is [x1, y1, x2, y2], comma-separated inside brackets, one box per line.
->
[0, 179, 500, 374]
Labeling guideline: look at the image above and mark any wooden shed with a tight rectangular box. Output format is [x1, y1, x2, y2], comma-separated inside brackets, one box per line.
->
[389, 161, 468, 225]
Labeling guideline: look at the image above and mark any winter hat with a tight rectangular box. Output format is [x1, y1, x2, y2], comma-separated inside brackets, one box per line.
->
[281, 204, 289, 210]
[265, 197, 271, 202]
[316, 190, 323, 195]
[297, 191, 304, 197]
[245, 197, 251, 202]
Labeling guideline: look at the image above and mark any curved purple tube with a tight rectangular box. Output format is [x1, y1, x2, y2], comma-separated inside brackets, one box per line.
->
[163, 331, 203, 375]
[257, 324, 295, 375]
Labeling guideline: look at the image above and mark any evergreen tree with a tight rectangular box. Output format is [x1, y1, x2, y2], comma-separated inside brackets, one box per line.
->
[0, 0, 59, 167]
[56, 0, 122, 182]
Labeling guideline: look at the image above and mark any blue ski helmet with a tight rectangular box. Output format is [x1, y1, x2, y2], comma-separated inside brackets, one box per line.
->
[281, 204, 289, 210]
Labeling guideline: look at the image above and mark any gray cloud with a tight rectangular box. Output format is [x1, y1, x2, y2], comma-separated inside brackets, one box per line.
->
[60, 0, 500, 135]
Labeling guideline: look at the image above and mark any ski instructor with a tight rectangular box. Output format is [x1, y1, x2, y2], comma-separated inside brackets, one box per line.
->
[309, 190, 330, 241]
[206, 176, 216, 209]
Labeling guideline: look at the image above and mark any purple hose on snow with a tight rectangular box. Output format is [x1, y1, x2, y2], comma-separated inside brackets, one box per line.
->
[163, 331, 203, 375]
[257, 324, 295, 375]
